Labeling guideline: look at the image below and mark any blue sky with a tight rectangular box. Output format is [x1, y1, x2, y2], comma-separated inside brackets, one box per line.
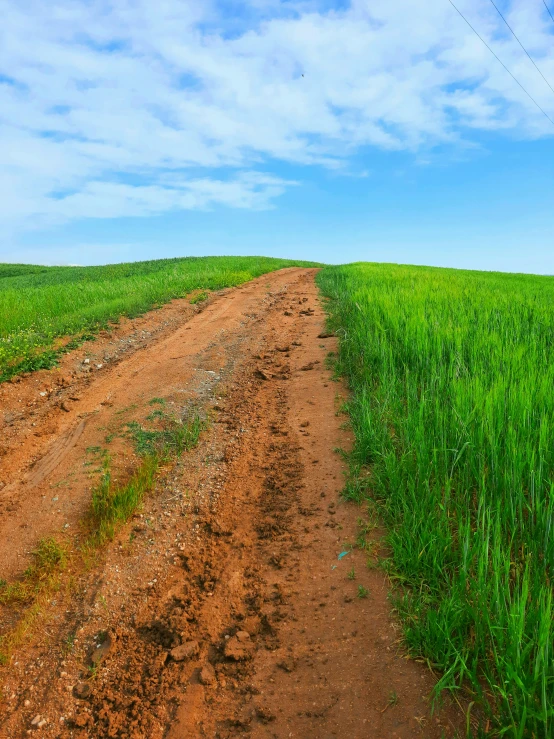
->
[1, 0, 553, 273]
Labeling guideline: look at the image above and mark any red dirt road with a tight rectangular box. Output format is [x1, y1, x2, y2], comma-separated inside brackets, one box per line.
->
[0, 269, 464, 738]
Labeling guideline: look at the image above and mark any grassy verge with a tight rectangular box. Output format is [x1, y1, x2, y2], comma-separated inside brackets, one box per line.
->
[317, 263, 554, 738]
[0, 256, 318, 381]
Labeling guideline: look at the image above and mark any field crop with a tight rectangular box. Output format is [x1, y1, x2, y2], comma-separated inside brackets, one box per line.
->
[317, 263, 554, 737]
[0, 256, 317, 381]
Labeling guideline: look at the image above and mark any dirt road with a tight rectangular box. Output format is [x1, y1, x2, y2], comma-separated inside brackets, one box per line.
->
[0, 269, 463, 738]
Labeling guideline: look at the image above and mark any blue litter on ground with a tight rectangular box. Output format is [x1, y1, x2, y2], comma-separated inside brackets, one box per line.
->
[338, 551, 349, 560]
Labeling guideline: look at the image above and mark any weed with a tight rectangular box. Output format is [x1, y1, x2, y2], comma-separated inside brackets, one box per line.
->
[86, 456, 158, 547]
[189, 290, 209, 304]
[87, 664, 99, 680]
[357, 585, 369, 599]
[0, 538, 67, 605]
[62, 631, 76, 656]
[381, 691, 399, 713]
[149, 397, 165, 406]
[115, 404, 137, 416]
[0, 538, 69, 662]
[85, 415, 204, 548]
[126, 414, 205, 460]
[347, 567, 356, 580]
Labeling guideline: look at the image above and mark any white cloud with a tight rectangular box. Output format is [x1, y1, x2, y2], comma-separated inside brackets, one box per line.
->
[0, 0, 553, 228]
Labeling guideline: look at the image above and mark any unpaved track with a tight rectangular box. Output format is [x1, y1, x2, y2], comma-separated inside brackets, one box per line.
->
[0, 269, 464, 738]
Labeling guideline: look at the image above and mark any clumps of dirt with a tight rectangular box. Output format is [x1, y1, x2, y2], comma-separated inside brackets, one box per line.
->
[37, 346, 302, 738]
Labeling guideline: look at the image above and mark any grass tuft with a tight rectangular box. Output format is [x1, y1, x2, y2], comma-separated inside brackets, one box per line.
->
[0, 538, 68, 663]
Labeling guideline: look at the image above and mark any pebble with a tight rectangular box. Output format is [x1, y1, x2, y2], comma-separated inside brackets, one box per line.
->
[73, 682, 92, 699]
[199, 663, 216, 686]
[170, 640, 199, 662]
[90, 633, 113, 666]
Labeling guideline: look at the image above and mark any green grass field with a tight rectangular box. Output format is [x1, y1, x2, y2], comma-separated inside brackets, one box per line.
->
[3, 255, 553, 734]
[317, 263, 554, 738]
[0, 256, 317, 381]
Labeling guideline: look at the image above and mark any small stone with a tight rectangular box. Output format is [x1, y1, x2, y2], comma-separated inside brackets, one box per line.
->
[24, 700, 30, 707]
[199, 663, 216, 686]
[277, 657, 296, 673]
[300, 421, 310, 428]
[60, 401, 70, 413]
[83, 358, 90, 365]
[224, 634, 254, 661]
[235, 631, 250, 642]
[73, 682, 92, 699]
[90, 632, 113, 666]
[255, 368, 273, 381]
[31, 715, 41, 726]
[74, 713, 88, 728]
[170, 640, 199, 662]
[242, 616, 261, 635]
[255, 705, 276, 724]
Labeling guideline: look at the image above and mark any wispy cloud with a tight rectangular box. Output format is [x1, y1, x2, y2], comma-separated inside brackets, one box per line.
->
[1, 0, 553, 228]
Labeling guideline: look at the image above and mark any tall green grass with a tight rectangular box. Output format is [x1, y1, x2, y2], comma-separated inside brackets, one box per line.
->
[317, 263, 554, 737]
[0, 256, 317, 380]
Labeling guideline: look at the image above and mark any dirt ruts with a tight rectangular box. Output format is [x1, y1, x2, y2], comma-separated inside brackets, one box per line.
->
[0, 269, 464, 738]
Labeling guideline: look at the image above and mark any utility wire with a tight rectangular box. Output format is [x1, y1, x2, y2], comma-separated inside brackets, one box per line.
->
[543, 1, 554, 25]
[447, 0, 554, 127]
[487, 0, 554, 95]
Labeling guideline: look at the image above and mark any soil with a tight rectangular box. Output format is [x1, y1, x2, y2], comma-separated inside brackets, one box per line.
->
[0, 269, 465, 738]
